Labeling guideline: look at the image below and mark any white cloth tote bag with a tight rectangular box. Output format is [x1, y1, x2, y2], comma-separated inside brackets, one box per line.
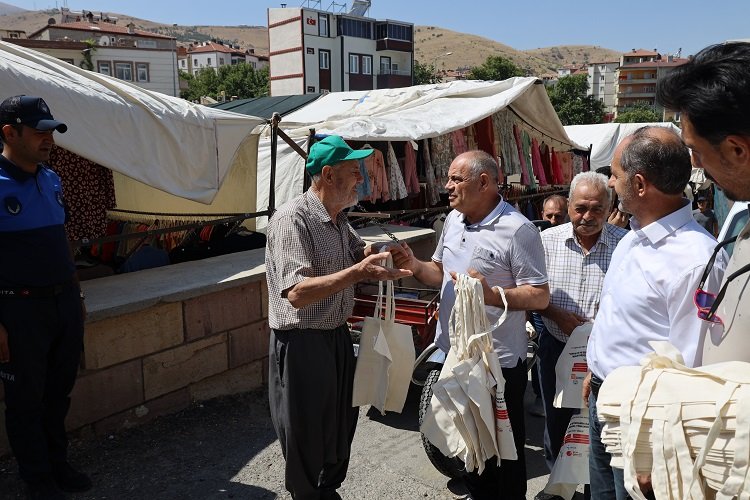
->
[543, 413, 590, 500]
[420, 274, 516, 474]
[553, 323, 592, 409]
[351, 255, 415, 414]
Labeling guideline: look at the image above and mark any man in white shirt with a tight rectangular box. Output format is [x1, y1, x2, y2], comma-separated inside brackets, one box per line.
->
[583, 126, 726, 499]
[656, 41, 750, 365]
[391, 150, 549, 500]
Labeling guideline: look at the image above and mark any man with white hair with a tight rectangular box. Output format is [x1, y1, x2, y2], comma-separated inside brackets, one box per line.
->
[533, 172, 628, 500]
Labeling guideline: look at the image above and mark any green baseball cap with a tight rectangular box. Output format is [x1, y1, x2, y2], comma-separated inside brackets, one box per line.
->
[306, 135, 373, 176]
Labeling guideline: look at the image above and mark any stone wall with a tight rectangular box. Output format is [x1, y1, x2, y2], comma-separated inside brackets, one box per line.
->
[0, 225, 436, 457]
[0, 280, 270, 457]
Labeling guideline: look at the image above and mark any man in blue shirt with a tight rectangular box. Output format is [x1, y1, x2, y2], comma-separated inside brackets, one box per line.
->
[0, 95, 90, 499]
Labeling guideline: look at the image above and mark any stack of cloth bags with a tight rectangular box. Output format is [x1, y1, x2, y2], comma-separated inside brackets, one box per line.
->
[597, 341, 750, 500]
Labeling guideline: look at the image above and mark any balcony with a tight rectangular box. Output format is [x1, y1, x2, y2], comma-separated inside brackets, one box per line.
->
[377, 68, 412, 89]
[618, 77, 657, 84]
[617, 91, 656, 98]
[376, 38, 413, 52]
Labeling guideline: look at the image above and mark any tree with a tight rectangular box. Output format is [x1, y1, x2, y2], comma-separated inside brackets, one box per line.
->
[467, 55, 525, 81]
[615, 103, 662, 123]
[413, 60, 439, 85]
[181, 63, 269, 102]
[547, 74, 605, 125]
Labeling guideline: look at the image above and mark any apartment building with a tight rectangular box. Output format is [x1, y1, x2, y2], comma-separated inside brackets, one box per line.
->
[587, 60, 618, 120]
[184, 41, 268, 76]
[615, 49, 687, 119]
[23, 11, 179, 96]
[267, 1, 414, 96]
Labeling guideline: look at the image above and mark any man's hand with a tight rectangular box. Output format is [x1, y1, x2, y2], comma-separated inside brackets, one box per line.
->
[557, 310, 589, 336]
[450, 269, 503, 307]
[608, 208, 630, 228]
[582, 371, 592, 408]
[388, 242, 416, 272]
[637, 474, 653, 495]
[357, 251, 413, 281]
[0, 323, 9, 364]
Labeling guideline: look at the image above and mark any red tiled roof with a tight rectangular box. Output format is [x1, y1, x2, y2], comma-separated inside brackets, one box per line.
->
[627, 49, 659, 56]
[30, 21, 173, 40]
[188, 42, 244, 55]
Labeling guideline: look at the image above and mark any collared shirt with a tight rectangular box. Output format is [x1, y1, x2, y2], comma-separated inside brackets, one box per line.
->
[587, 201, 727, 379]
[541, 222, 628, 342]
[265, 189, 365, 330]
[0, 155, 75, 287]
[433, 199, 548, 368]
[703, 216, 750, 363]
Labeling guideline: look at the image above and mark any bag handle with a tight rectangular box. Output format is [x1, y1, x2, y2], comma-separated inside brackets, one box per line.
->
[374, 254, 397, 322]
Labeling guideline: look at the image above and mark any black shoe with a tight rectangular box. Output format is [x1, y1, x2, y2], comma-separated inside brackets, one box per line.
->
[25, 478, 67, 500]
[52, 463, 92, 493]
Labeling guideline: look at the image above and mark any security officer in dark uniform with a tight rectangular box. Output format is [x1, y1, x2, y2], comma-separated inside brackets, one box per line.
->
[0, 96, 90, 499]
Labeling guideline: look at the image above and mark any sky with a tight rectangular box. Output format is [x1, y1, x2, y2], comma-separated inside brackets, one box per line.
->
[7, 0, 750, 57]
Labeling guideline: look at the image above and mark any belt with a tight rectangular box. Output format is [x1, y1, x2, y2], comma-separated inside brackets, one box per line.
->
[590, 373, 604, 398]
[0, 283, 71, 299]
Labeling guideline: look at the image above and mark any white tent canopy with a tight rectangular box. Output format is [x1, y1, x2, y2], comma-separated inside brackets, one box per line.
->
[0, 41, 264, 204]
[255, 77, 586, 229]
[563, 122, 681, 171]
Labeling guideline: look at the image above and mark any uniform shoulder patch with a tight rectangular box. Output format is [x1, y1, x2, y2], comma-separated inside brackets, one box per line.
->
[4, 196, 22, 215]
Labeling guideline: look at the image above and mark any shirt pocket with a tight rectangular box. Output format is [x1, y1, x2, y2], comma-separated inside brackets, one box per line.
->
[468, 246, 498, 277]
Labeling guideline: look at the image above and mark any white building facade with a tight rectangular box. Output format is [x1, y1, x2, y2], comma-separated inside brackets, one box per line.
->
[26, 21, 179, 96]
[587, 61, 618, 120]
[268, 6, 414, 96]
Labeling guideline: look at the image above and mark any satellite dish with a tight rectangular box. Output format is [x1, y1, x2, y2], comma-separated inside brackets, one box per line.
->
[47, 18, 56, 25]
[99, 35, 110, 46]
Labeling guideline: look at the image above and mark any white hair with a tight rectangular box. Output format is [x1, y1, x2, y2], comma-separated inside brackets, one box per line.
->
[569, 171, 611, 204]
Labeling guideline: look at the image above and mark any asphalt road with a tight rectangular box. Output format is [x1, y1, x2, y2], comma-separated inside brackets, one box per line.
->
[0, 381, 575, 499]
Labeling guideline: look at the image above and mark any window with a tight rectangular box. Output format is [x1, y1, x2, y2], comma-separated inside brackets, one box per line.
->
[380, 56, 391, 74]
[318, 13, 329, 37]
[338, 17, 372, 39]
[219, 58, 225, 65]
[115, 62, 133, 81]
[180, 59, 186, 67]
[207, 57, 212, 65]
[600, 75, 605, 81]
[349, 54, 359, 74]
[362, 55, 372, 75]
[194, 59, 198, 66]
[319, 50, 330, 70]
[375, 22, 412, 41]
[98, 61, 111, 76]
[136, 40, 157, 49]
[136, 63, 149, 82]
[599, 97, 604, 102]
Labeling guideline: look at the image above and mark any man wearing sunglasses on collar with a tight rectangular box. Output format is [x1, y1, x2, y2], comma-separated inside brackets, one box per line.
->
[657, 42, 750, 365]
[583, 126, 727, 500]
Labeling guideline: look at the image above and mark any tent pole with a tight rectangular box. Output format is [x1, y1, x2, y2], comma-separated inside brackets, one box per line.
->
[303, 128, 315, 193]
[269, 112, 281, 214]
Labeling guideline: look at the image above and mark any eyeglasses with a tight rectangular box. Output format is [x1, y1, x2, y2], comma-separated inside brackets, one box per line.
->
[694, 235, 750, 324]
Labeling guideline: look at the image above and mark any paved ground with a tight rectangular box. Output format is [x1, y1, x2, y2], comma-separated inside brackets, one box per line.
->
[0, 381, 582, 499]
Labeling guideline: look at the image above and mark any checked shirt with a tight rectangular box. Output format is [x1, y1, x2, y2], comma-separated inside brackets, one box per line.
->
[266, 189, 365, 331]
[540, 222, 628, 342]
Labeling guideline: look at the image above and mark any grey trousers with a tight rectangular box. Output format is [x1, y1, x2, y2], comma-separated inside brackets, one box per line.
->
[269, 326, 358, 500]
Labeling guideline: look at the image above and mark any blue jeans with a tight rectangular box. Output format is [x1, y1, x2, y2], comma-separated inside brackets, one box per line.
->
[588, 387, 629, 500]
[537, 329, 577, 471]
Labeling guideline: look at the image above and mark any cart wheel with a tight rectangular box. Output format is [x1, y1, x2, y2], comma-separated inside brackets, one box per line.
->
[418, 368, 465, 480]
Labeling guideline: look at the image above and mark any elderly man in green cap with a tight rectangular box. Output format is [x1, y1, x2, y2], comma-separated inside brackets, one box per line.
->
[265, 135, 412, 500]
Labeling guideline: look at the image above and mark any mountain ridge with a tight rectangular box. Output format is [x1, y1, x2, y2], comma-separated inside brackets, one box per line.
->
[0, 6, 622, 75]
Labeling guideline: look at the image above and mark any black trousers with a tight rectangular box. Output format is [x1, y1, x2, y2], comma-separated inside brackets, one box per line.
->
[0, 285, 84, 482]
[269, 326, 358, 500]
[463, 358, 528, 500]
